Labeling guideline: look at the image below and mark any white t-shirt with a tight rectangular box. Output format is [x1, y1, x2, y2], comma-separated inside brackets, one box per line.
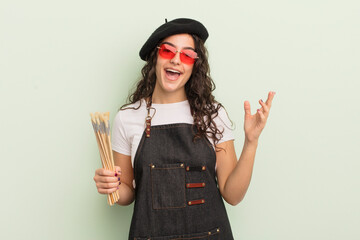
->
[112, 99, 234, 167]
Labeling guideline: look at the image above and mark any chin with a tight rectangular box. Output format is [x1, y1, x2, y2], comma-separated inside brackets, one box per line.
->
[161, 82, 182, 93]
[160, 75, 186, 93]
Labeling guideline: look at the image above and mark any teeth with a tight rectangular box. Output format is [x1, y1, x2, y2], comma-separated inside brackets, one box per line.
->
[166, 69, 181, 74]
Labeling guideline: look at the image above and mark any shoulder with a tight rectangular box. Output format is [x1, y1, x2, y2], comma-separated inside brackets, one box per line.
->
[113, 99, 148, 138]
[117, 99, 147, 115]
[114, 100, 147, 125]
[112, 100, 147, 157]
[211, 103, 234, 144]
[212, 103, 233, 129]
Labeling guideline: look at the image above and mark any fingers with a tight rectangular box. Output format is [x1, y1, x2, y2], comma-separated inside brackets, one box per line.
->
[245, 91, 275, 116]
[265, 91, 276, 108]
[95, 167, 120, 177]
[96, 181, 121, 189]
[258, 99, 269, 115]
[97, 187, 119, 194]
[94, 167, 122, 195]
[244, 101, 251, 117]
[259, 91, 276, 115]
[95, 175, 119, 183]
[257, 108, 266, 120]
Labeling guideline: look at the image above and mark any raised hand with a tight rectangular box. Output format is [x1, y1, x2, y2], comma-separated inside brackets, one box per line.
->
[243, 91, 275, 143]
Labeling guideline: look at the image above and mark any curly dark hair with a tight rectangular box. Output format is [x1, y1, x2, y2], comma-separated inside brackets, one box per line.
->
[121, 34, 226, 147]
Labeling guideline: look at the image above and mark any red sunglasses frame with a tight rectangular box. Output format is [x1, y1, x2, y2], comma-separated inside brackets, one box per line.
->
[157, 43, 198, 65]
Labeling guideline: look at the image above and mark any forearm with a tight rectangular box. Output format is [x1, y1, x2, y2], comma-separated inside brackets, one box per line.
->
[116, 182, 135, 206]
[222, 139, 258, 205]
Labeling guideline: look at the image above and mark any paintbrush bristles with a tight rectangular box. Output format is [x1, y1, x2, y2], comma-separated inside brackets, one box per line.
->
[90, 112, 120, 206]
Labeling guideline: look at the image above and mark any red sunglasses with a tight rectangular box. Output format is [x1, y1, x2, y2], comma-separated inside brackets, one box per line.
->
[157, 43, 198, 65]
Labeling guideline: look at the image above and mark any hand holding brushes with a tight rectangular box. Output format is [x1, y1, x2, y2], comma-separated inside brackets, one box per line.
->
[90, 112, 120, 206]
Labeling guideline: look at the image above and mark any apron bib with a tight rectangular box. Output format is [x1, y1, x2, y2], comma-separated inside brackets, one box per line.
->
[129, 123, 234, 240]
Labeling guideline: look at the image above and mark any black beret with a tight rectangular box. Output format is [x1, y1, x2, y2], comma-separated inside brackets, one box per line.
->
[139, 18, 209, 61]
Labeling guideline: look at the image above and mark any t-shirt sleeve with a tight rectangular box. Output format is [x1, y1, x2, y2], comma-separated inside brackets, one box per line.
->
[213, 106, 235, 144]
[111, 111, 131, 156]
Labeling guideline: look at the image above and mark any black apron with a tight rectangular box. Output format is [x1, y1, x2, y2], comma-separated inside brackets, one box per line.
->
[129, 123, 234, 240]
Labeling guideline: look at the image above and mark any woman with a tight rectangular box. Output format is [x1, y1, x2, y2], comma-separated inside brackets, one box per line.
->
[93, 18, 275, 239]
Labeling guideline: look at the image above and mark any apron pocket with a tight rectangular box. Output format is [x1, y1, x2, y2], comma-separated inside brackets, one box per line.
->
[151, 163, 186, 209]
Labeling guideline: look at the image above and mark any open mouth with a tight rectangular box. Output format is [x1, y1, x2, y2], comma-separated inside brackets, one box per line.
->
[165, 68, 181, 80]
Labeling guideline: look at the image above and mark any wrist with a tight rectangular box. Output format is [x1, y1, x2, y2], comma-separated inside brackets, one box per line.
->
[244, 137, 259, 147]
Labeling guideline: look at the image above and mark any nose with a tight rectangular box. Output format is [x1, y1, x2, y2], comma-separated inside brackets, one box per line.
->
[170, 51, 181, 65]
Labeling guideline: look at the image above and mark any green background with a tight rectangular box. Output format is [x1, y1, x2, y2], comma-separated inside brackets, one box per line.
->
[1, 0, 359, 239]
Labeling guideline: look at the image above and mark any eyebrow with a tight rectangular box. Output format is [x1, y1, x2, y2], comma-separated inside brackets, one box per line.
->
[161, 41, 196, 51]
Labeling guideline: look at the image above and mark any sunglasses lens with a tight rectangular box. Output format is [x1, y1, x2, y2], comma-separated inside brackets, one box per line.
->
[158, 44, 176, 59]
[158, 44, 197, 65]
[180, 50, 197, 64]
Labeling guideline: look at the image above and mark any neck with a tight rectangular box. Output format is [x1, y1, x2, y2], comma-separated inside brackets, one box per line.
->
[152, 86, 187, 104]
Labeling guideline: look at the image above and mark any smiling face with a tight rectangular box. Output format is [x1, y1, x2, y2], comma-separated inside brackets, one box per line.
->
[152, 33, 195, 103]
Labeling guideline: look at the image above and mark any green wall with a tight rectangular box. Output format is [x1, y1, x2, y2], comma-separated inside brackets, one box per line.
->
[1, 0, 359, 239]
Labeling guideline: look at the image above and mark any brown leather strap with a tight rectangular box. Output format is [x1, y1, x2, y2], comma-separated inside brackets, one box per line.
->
[186, 183, 205, 188]
[145, 97, 153, 138]
[145, 117, 151, 138]
[187, 199, 205, 205]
